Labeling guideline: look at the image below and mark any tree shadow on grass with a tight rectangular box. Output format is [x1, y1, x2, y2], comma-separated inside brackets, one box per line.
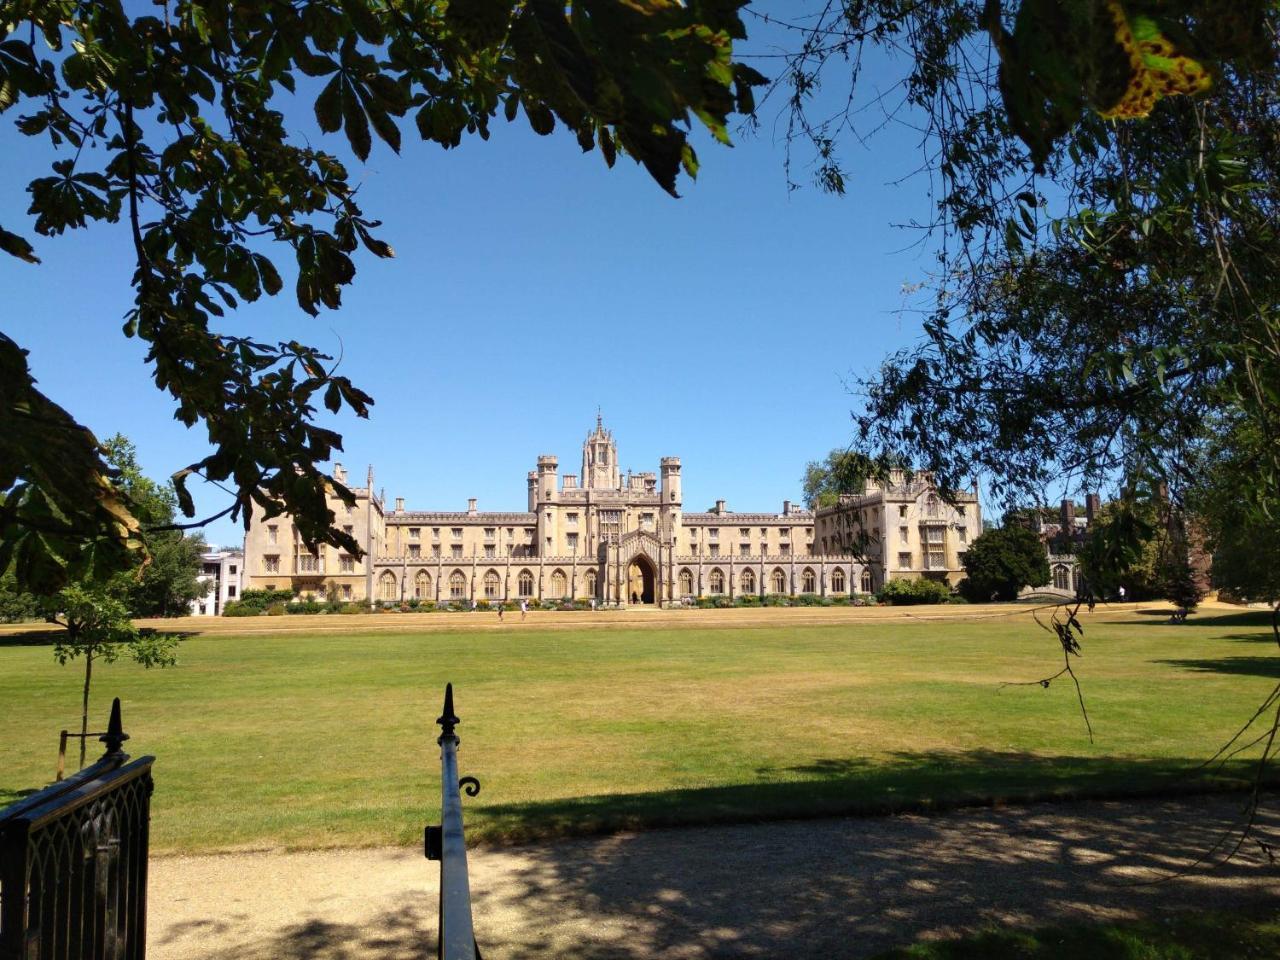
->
[0, 627, 66, 647]
[457, 750, 1271, 850]
[0, 786, 38, 809]
[1125, 610, 1277, 630]
[0, 626, 193, 648]
[1155, 657, 1280, 679]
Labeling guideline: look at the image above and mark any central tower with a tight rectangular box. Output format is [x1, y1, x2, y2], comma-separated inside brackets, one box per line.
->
[582, 413, 619, 490]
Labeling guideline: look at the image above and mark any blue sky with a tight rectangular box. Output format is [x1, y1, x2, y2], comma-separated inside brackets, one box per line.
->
[2, 15, 956, 549]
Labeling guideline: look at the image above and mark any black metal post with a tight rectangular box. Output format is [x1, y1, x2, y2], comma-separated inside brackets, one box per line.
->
[426, 684, 481, 960]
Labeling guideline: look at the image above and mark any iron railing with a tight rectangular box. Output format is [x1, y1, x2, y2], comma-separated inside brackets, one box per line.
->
[424, 684, 482, 960]
[0, 698, 154, 960]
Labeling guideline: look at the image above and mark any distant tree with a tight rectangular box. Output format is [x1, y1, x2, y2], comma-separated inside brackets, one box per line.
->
[1078, 497, 1164, 601]
[1191, 423, 1280, 613]
[45, 585, 179, 768]
[958, 526, 1049, 601]
[100, 436, 206, 617]
[0, 572, 40, 623]
[1159, 543, 1203, 623]
[802, 450, 877, 509]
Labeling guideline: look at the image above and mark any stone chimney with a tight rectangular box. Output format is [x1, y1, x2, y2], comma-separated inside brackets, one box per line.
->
[1060, 498, 1075, 532]
[394, 496, 404, 514]
[333, 462, 347, 483]
[1086, 493, 1101, 526]
[783, 500, 792, 516]
[714, 499, 727, 514]
[467, 498, 478, 515]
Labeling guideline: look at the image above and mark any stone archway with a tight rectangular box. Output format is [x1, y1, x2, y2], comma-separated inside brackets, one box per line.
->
[627, 554, 657, 605]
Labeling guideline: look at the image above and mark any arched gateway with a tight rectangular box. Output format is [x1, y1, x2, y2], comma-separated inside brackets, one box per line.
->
[626, 554, 657, 605]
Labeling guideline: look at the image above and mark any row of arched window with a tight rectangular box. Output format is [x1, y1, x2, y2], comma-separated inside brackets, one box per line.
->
[675, 566, 872, 596]
[377, 566, 600, 601]
[377, 564, 873, 601]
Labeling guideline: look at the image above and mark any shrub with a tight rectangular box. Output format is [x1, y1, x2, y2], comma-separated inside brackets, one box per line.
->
[223, 587, 294, 616]
[287, 600, 324, 615]
[265, 603, 286, 616]
[737, 594, 762, 606]
[476, 599, 490, 611]
[340, 603, 365, 614]
[877, 577, 953, 605]
[763, 594, 788, 606]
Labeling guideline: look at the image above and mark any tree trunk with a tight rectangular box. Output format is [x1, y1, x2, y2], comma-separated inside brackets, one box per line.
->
[80, 649, 93, 770]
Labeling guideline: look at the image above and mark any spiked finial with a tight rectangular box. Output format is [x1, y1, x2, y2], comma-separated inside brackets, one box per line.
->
[596, 407, 602, 430]
[437, 683, 459, 743]
[99, 697, 130, 760]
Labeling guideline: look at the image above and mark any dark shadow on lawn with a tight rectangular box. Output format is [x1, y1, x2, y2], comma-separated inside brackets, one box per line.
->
[1125, 610, 1277, 630]
[170, 793, 1280, 960]
[0, 627, 66, 647]
[464, 750, 1267, 849]
[0, 786, 39, 809]
[1155, 657, 1280, 679]
[0, 626, 193, 648]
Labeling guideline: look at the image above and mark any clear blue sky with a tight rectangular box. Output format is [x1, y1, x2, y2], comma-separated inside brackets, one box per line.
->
[2, 15, 959, 550]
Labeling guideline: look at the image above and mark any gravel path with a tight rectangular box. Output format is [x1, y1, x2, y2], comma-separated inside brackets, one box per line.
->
[149, 793, 1280, 959]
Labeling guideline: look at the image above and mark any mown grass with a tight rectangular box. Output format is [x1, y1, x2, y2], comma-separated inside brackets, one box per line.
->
[871, 905, 1280, 959]
[1, 606, 1276, 853]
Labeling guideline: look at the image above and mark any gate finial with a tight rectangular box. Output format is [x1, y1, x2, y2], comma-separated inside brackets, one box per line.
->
[437, 683, 459, 743]
[99, 697, 130, 760]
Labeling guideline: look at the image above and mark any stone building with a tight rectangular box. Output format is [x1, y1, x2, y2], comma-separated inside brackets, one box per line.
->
[241, 417, 982, 605]
[813, 472, 982, 589]
[189, 548, 244, 615]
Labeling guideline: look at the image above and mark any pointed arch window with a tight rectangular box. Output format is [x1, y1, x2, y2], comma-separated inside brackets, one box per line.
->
[832, 568, 846, 593]
[550, 569, 567, 599]
[518, 570, 534, 597]
[679, 569, 693, 595]
[449, 571, 467, 599]
[379, 570, 398, 600]
[741, 568, 756, 593]
[802, 568, 816, 593]
[771, 569, 786, 594]
[1053, 565, 1070, 591]
[484, 570, 501, 598]
[415, 570, 432, 599]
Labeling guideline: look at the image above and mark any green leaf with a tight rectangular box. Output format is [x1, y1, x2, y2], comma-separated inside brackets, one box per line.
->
[342, 85, 371, 160]
[315, 74, 344, 133]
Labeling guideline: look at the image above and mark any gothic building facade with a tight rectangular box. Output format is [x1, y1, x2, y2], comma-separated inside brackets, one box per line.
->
[241, 417, 982, 605]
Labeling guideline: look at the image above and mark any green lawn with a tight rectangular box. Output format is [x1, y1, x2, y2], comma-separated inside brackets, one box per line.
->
[2, 608, 1276, 853]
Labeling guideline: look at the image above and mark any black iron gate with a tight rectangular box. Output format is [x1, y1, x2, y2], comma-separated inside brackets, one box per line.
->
[0, 698, 153, 960]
